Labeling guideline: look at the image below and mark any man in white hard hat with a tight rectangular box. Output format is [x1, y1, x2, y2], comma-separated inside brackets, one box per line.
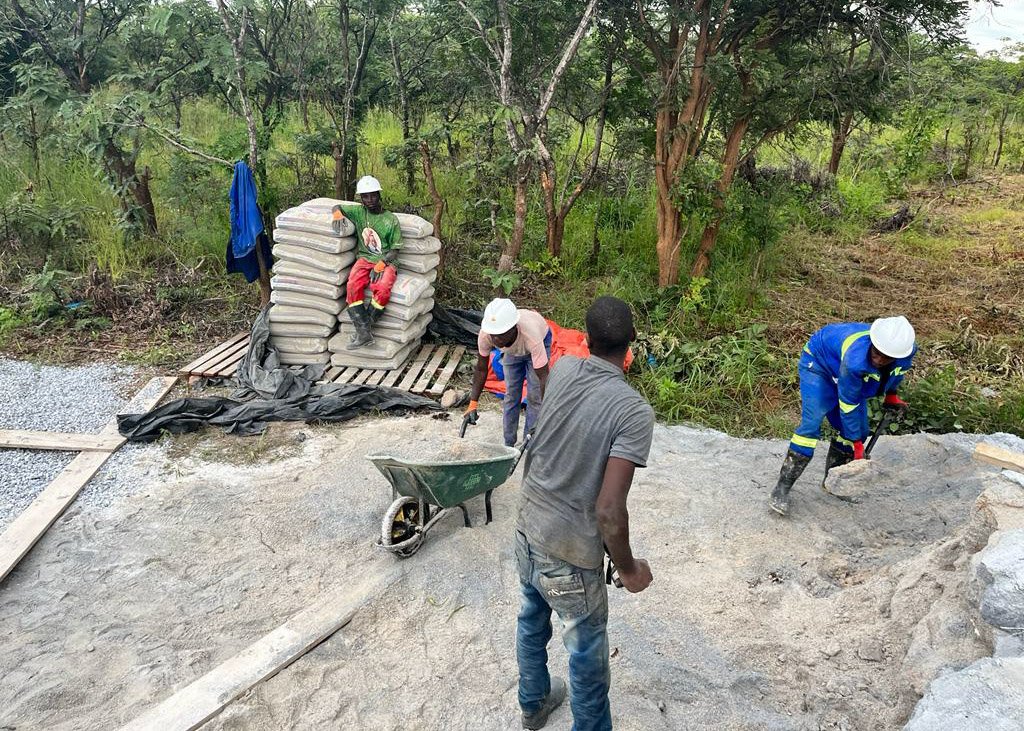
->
[331, 175, 402, 349]
[466, 298, 552, 447]
[769, 316, 917, 516]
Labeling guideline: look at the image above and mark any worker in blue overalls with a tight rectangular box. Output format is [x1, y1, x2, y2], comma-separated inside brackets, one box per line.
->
[769, 316, 917, 516]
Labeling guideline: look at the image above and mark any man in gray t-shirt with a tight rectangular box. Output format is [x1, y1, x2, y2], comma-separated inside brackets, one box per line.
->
[513, 296, 654, 731]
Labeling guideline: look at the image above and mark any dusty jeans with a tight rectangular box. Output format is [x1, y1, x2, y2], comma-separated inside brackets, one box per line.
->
[515, 530, 611, 731]
[501, 329, 552, 447]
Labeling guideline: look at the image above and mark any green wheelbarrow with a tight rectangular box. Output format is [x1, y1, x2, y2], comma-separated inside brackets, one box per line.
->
[368, 436, 530, 558]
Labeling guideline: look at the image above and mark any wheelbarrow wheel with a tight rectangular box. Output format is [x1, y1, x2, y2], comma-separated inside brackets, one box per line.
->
[380, 496, 424, 557]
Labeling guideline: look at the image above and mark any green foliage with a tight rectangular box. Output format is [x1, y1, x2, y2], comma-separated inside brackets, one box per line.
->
[0, 307, 24, 345]
[882, 106, 940, 196]
[481, 267, 520, 295]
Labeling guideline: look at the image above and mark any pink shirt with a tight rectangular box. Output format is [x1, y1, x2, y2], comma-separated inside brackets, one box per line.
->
[478, 309, 550, 369]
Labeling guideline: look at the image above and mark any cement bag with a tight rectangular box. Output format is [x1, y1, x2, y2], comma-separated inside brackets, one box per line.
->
[397, 252, 441, 274]
[279, 351, 331, 366]
[269, 320, 335, 338]
[273, 229, 356, 255]
[270, 335, 329, 354]
[363, 271, 434, 306]
[271, 290, 343, 316]
[328, 329, 413, 360]
[276, 206, 354, 238]
[339, 295, 433, 325]
[302, 198, 434, 240]
[400, 236, 442, 255]
[271, 274, 344, 301]
[330, 340, 419, 371]
[338, 313, 431, 346]
[273, 260, 348, 287]
[268, 304, 337, 328]
[273, 243, 353, 272]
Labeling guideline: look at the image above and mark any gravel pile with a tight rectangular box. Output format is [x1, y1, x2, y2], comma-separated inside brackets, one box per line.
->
[0, 358, 139, 529]
[374, 435, 514, 464]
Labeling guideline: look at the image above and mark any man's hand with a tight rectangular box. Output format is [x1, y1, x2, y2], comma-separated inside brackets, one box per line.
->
[464, 400, 479, 425]
[853, 440, 865, 460]
[331, 204, 345, 235]
[369, 260, 387, 283]
[883, 393, 909, 417]
[616, 558, 653, 593]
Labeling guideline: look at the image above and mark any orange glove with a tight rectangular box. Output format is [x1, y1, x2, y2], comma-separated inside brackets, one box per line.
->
[370, 259, 387, 283]
[331, 205, 346, 234]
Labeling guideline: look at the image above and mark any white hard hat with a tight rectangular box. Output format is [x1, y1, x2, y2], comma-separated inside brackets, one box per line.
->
[870, 316, 915, 359]
[355, 175, 382, 195]
[481, 298, 520, 335]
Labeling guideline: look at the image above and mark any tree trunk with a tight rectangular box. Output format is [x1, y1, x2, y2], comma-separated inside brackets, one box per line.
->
[691, 115, 751, 279]
[420, 140, 446, 278]
[102, 139, 158, 236]
[344, 146, 358, 199]
[498, 163, 530, 273]
[332, 142, 344, 199]
[828, 112, 854, 177]
[993, 106, 1009, 167]
[539, 153, 560, 257]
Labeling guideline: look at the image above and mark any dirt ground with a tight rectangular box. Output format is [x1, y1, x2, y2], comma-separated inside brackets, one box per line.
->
[0, 411, 1013, 731]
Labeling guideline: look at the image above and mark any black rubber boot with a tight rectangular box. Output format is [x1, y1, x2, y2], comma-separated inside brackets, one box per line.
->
[522, 676, 566, 730]
[821, 439, 854, 490]
[769, 449, 812, 517]
[365, 302, 383, 328]
[346, 305, 374, 349]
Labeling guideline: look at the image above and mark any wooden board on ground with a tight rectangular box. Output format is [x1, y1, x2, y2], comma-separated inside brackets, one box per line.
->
[0, 429, 123, 452]
[351, 369, 374, 385]
[397, 345, 434, 392]
[335, 367, 360, 384]
[179, 333, 248, 375]
[0, 377, 178, 584]
[366, 370, 387, 386]
[412, 346, 448, 394]
[427, 346, 466, 396]
[118, 568, 402, 731]
[974, 442, 1024, 475]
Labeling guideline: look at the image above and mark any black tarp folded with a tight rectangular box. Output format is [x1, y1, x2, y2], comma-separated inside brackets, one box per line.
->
[426, 304, 482, 347]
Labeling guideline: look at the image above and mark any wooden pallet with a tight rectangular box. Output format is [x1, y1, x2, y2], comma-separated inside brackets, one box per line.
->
[180, 332, 250, 378]
[180, 334, 467, 397]
[320, 344, 466, 395]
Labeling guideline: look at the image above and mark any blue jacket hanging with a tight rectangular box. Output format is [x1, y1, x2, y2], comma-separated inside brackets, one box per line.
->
[226, 161, 272, 283]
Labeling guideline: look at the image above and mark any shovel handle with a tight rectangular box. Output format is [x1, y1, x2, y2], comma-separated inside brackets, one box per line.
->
[864, 411, 895, 459]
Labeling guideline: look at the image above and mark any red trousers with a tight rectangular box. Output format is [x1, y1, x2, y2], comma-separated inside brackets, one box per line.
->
[346, 257, 397, 306]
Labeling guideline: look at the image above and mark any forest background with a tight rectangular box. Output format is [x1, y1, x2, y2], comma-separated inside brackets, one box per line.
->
[1, 0, 1023, 438]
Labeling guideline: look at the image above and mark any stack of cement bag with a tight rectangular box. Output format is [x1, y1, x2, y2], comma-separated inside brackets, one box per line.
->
[299, 199, 441, 371]
[267, 205, 356, 365]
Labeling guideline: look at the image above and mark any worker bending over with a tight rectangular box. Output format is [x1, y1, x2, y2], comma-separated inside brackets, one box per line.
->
[331, 175, 402, 349]
[466, 298, 551, 447]
[770, 316, 916, 516]
[514, 296, 654, 730]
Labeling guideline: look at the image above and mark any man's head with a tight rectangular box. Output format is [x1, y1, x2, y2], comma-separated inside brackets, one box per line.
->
[356, 175, 383, 214]
[869, 315, 915, 368]
[585, 296, 635, 360]
[482, 298, 520, 348]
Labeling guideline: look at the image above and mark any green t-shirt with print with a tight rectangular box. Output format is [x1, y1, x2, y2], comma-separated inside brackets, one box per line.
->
[338, 203, 402, 263]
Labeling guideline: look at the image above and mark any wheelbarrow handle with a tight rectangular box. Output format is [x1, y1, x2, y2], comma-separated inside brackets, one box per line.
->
[459, 412, 478, 438]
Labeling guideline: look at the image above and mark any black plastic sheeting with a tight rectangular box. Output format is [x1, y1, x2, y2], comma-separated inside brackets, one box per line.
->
[426, 304, 482, 347]
[118, 306, 440, 440]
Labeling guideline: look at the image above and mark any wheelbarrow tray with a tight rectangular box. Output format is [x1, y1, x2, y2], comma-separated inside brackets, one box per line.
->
[367, 442, 520, 509]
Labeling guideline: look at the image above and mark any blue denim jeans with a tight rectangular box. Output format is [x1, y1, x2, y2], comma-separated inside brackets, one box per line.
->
[501, 330, 553, 447]
[515, 530, 611, 731]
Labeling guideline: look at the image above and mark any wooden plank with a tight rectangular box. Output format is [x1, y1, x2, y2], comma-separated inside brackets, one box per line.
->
[0, 429, 123, 452]
[198, 340, 249, 377]
[351, 369, 374, 385]
[322, 366, 343, 383]
[366, 370, 387, 386]
[397, 345, 434, 391]
[119, 569, 402, 731]
[179, 333, 248, 375]
[379, 361, 408, 389]
[0, 377, 178, 584]
[334, 367, 360, 384]
[412, 346, 448, 394]
[427, 346, 467, 396]
[974, 442, 1024, 475]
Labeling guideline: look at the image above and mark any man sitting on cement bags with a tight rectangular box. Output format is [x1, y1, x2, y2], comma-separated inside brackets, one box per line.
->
[513, 296, 655, 731]
[465, 298, 552, 448]
[331, 175, 402, 349]
[769, 316, 917, 517]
